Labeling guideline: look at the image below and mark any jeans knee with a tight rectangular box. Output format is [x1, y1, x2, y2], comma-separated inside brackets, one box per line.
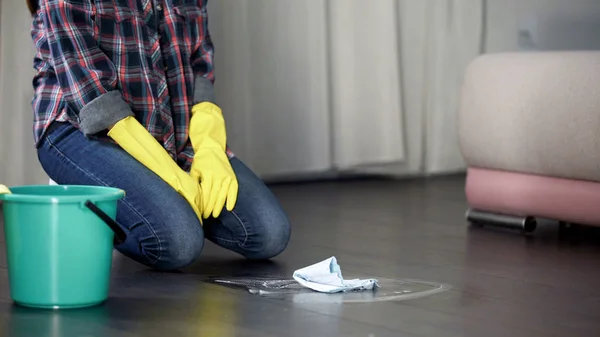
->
[152, 219, 205, 271]
[247, 212, 291, 260]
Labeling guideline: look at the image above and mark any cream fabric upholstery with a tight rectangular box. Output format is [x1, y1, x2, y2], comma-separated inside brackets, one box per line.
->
[459, 51, 600, 182]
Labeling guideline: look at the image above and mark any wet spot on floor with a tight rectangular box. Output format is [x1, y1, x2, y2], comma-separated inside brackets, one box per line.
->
[207, 277, 450, 303]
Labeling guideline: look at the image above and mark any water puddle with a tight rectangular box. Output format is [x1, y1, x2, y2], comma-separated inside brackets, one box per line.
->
[208, 277, 450, 303]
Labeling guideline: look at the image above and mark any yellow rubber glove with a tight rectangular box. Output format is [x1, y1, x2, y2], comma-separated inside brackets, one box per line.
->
[0, 184, 10, 195]
[189, 102, 238, 219]
[107, 116, 203, 222]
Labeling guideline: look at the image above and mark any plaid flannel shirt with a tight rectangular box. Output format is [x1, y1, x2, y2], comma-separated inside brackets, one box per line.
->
[31, 0, 231, 172]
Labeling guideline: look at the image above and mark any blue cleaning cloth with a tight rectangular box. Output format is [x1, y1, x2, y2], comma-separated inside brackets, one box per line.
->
[292, 256, 379, 293]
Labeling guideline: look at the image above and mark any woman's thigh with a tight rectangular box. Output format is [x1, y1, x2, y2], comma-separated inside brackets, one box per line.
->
[203, 157, 292, 260]
[37, 122, 204, 271]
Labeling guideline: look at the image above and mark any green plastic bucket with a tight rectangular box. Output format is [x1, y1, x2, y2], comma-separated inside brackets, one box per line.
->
[0, 185, 126, 309]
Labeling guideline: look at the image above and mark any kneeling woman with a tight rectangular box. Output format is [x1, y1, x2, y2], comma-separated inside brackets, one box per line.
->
[27, 0, 291, 270]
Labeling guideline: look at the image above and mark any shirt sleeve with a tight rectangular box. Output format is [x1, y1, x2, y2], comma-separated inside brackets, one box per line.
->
[32, 12, 62, 117]
[39, 0, 133, 135]
[190, 2, 216, 105]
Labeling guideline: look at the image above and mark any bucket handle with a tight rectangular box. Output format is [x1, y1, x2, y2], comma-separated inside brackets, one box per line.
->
[84, 200, 127, 245]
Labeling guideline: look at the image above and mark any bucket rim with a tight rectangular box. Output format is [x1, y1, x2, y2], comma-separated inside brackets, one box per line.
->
[0, 185, 125, 203]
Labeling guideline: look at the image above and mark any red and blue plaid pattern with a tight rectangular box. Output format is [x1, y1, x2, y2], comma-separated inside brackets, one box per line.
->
[31, 0, 222, 171]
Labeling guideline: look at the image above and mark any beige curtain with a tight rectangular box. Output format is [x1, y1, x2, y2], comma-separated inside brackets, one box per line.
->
[327, 0, 406, 170]
[209, 0, 483, 180]
[0, 0, 48, 187]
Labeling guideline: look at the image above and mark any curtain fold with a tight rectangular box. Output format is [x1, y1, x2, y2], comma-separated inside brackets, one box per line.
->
[424, 0, 483, 174]
[210, 0, 333, 177]
[353, 0, 483, 176]
[327, 0, 406, 170]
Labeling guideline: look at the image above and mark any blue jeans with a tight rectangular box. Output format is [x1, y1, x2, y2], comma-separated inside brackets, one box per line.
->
[37, 122, 291, 271]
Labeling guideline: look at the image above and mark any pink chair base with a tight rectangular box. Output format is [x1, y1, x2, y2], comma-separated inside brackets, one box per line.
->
[466, 168, 600, 227]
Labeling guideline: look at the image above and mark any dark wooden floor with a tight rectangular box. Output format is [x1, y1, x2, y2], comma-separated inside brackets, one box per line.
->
[2, 175, 600, 337]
